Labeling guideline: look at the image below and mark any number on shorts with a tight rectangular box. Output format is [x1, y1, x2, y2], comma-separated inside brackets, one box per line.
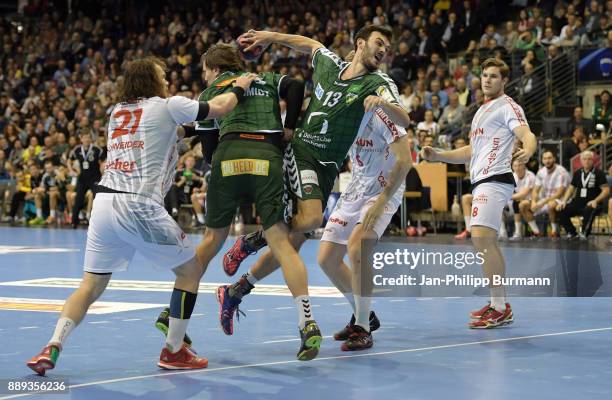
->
[472, 207, 479, 217]
[111, 108, 143, 139]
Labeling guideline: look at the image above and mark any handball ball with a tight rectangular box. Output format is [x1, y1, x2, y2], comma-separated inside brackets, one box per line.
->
[236, 34, 266, 61]
[406, 226, 417, 237]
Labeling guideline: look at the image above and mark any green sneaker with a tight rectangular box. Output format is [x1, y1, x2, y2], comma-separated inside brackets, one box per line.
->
[28, 217, 45, 226]
[297, 320, 322, 361]
[155, 307, 194, 349]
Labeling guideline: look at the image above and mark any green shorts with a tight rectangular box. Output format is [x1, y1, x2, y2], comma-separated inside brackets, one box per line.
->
[285, 142, 338, 206]
[205, 139, 285, 230]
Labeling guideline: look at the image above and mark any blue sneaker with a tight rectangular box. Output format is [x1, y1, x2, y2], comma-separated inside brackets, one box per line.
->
[216, 285, 245, 335]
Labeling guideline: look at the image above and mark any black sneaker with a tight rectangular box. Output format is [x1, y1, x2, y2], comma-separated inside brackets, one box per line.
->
[333, 311, 380, 341]
[155, 307, 193, 348]
[340, 325, 373, 351]
[297, 320, 322, 361]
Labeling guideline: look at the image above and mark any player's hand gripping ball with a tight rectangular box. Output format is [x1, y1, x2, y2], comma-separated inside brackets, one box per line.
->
[236, 34, 267, 62]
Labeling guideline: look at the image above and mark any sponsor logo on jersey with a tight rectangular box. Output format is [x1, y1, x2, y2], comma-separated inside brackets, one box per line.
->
[375, 108, 400, 140]
[471, 127, 484, 138]
[303, 184, 313, 194]
[215, 77, 238, 88]
[333, 81, 349, 87]
[329, 216, 348, 226]
[315, 83, 324, 100]
[375, 85, 394, 102]
[245, 87, 270, 97]
[356, 138, 374, 147]
[482, 137, 501, 175]
[105, 159, 138, 172]
[107, 141, 145, 151]
[345, 93, 358, 104]
[300, 169, 319, 185]
[221, 159, 270, 177]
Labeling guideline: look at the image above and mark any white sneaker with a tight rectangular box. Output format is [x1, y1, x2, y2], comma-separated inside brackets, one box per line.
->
[509, 234, 522, 241]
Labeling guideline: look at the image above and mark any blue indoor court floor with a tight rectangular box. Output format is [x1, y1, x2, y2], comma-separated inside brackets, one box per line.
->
[1, 226, 612, 400]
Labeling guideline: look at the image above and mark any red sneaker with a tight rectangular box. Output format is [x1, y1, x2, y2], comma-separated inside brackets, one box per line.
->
[158, 346, 208, 370]
[469, 304, 514, 329]
[469, 302, 511, 319]
[26, 344, 61, 376]
[222, 235, 255, 276]
[454, 229, 471, 239]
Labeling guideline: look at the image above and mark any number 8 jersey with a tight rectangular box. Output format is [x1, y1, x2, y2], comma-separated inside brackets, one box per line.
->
[99, 96, 199, 204]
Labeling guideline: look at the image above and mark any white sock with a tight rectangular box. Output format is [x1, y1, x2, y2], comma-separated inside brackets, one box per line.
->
[499, 223, 507, 236]
[245, 270, 259, 286]
[36, 208, 42, 218]
[196, 213, 205, 223]
[354, 295, 372, 331]
[514, 221, 522, 236]
[342, 291, 356, 312]
[551, 223, 558, 233]
[86, 212, 90, 219]
[295, 295, 312, 329]
[49, 317, 75, 348]
[490, 286, 506, 312]
[50, 210, 56, 218]
[527, 220, 540, 234]
[464, 216, 471, 231]
[166, 317, 189, 353]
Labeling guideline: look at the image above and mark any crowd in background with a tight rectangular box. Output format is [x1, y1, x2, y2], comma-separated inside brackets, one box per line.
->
[0, 0, 610, 230]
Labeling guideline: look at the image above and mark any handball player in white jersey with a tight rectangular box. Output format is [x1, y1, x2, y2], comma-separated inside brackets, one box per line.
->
[27, 57, 256, 375]
[318, 106, 412, 351]
[420, 58, 537, 328]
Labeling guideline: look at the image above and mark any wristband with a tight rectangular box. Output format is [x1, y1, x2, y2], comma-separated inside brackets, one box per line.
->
[230, 86, 245, 103]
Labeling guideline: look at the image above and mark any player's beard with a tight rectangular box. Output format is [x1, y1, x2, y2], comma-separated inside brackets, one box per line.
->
[360, 43, 379, 72]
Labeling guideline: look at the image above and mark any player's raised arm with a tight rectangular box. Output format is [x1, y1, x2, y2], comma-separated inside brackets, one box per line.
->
[204, 73, 258, 119]
[512, 125, 537, 163]
[241, 30, 323, 57]
[364, 95, 411, 127]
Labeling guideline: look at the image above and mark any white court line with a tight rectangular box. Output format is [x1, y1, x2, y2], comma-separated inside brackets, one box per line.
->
[17, 326, 38, 330]
[88, 321, 109, 324]
[261, 335, 334, 344]
[3, 326, 612, 399]
[332, 302, 348, 306]
[274, 307, 293, 310]
[390, 299, 407, 302]
[121, 318, 142, 322]
[246, 309, 263, 312]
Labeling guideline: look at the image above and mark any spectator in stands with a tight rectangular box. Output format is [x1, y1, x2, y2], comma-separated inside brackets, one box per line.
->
[519, 150, 570, 238]
[416, 110, 440, 138]
[426, 79, 449, 108]
[409, 95, 426, 125]
[455, 77, 470, 107]
[428, 94, 443, 122]
[558, 26, 581, 48]
[480, 24, 504, 48]
[439, 92, 466, 138]
[516, 30, 538, 50]
[593, 90, 611, 130]
[540, 27, 560, 46]
[557, 150, 609, 239]
[571, 137, 601, 172]
[568, 106, 592, 136]
[504, 21, 520, 51]
[5, 169, 30, 223]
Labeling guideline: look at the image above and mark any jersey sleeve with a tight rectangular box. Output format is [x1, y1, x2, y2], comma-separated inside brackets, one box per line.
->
[504, 100, 529, 131]
[311, 47, 345, 77]
[167, 96, 199, 125]
[373, 74, 402, 106]
[195, 87, 223, 131]
[374, 108, 406, 145]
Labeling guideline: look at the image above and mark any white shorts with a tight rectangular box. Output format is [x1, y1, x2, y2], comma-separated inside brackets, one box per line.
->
[83, 193, 195, 274]
[470, 182, 514, 232]
[321, 195, 400, 245]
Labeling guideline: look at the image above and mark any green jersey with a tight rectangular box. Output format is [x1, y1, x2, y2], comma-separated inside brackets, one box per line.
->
[196, 71, 285, 137]
[293, 47, 403, 167]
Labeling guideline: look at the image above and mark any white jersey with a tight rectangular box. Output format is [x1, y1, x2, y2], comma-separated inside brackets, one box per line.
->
[341, 108, 406, 205]
[469, 94, 528, 184]
[99, 96, 199, 204]
[513, 170, 537, 200]
[535, 164, 570, 199]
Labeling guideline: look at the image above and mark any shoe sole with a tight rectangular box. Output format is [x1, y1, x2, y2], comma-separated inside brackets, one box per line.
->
[341, 340, 374, 351]
[469, 315, 514, 329]
[157, 359, 208, 370]
[297, 335, 322, 361]
[216, 287, 233, 336]
[27, 359, 54, 376]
